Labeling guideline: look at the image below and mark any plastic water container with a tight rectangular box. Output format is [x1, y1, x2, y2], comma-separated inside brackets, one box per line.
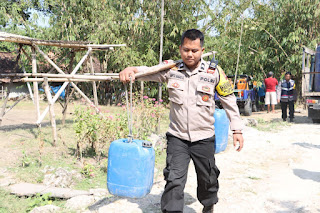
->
[314, 45, 320, 92]
[214, 109, 230, 154]
[107, 138, 155, 198]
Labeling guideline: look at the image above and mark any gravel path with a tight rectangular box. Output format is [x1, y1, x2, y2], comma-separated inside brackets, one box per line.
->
[96, 113, 320, 213]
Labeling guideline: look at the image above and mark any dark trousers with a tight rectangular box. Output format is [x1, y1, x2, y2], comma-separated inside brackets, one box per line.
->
[161, 133, 220, 213]
[281, 100, 294, 120]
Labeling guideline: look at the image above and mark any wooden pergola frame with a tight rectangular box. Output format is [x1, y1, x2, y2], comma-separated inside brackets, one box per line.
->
[0, 32, 126, 145]
[0, 32, 216, 145]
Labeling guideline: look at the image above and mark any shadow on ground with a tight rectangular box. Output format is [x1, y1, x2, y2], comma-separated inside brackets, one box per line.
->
[88, 192, 198, 213]
[293, 169, 320, 182]
[0, 119, 73, 132]
[268, 199, 310, 213]
[293, 142, 320, 150]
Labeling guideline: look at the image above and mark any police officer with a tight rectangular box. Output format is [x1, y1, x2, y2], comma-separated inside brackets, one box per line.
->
[120, 29, 244, 213]
[277, 71, 295, 122]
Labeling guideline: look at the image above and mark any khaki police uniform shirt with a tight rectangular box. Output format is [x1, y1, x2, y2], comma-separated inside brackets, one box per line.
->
[137, 58, 243, 142]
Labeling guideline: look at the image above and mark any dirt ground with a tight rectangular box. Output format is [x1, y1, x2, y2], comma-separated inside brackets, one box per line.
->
[0, 103, 320, 212]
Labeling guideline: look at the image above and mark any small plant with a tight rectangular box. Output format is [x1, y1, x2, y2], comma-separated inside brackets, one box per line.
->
[81, 163, 96, 178]
[21, 151, 31, 168]
[26, 193, 52, 212]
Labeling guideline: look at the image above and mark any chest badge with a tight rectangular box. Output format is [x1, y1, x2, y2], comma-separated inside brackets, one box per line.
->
[207, 68, 215, 74]
[202, 95, 210, 102]
[202, 85, 211, 93]
[172, 82, 180, 88]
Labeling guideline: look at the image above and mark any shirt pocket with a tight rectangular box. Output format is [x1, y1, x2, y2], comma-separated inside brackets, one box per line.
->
[196, 84, 214, 107]
[167, 79, 185, 105]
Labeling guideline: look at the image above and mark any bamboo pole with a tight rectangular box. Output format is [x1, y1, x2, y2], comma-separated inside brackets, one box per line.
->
[43, 78, 57, 146]
[0, 88, 10, 126]
[0, 73, 118, 79]
[21, 47, 32, 64]
[34, 44, 66, 74]
[20, 78, 106, 82]
[0, 33, 126, 49]
[135, 51, 216, 79]
[36, 47, 92, 125]
[32, 46, 41, 122]
[4, 95, 27, 116]
[156, 0, 165, 134]
[89, 55, 99, 107]
[70, 82, 103, 116]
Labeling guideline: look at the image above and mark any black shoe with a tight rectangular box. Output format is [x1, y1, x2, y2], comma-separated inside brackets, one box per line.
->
[203, 205, 214, 213]
[290, 118, 294, 122]
[283, 118, 286, 122]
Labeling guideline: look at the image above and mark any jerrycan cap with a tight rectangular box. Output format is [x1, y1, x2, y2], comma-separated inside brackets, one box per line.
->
[142, 141, 152, 148]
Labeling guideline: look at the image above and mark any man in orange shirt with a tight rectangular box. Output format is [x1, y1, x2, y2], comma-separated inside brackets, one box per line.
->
[264, 71, 278, 113]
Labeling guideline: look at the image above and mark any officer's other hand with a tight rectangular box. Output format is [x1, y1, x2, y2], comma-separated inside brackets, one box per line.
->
[233, 133, 244, 152]
[119, 67, 137, 83]
[277, 99, 280, 104]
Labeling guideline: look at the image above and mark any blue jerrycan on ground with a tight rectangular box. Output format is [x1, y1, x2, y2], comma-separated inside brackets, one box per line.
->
[107, 138, 155, 198]
[214, 108, 230, 154]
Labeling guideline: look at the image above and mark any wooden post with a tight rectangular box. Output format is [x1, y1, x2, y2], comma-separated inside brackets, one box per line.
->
[0, 87, 10, 125]
[62, 51, 75, 126]
[89, 55, 99, 107]
[43, 78, 57, 146]
[31, 46, 41, 123]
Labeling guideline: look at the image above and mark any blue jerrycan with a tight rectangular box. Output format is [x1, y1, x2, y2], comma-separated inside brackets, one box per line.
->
[107, 138, 155, 198]
[214, 108, 230, 154]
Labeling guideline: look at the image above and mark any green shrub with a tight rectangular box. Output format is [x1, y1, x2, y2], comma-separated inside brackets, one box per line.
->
[73, 94, 167, 160]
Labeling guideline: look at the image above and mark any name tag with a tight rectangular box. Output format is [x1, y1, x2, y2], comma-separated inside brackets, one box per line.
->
[169, 71, 185, 80]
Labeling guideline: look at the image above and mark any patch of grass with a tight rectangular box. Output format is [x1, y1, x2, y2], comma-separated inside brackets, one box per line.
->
[254, 118, 291, 132]
[0, 188, 66, 213]
[247, 176, 261, 180]
[74, 167, 107, 190]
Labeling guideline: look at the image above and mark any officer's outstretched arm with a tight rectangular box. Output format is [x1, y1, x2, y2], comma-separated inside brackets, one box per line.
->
[119, 67, 139, 83]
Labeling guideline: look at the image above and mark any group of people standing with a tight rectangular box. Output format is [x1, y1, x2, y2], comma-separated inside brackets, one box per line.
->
[258, 71, 296, 122]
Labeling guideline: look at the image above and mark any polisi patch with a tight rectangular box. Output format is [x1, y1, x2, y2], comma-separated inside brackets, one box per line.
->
[199, 75, 215, 84]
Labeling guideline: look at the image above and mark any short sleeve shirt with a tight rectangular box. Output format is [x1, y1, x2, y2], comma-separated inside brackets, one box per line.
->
[264, 77, 278, 92]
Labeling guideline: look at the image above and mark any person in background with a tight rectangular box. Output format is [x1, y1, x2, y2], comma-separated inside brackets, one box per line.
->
[264, 71, 278, 113]
[257, 81, 266, 111]
[277, 71, 296, 122]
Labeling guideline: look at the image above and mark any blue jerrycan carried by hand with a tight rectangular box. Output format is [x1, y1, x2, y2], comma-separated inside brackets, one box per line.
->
[214, 108, 230, 154]
[107, 138, 155, 198]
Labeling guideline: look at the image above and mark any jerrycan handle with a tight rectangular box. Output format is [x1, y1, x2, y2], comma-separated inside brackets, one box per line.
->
[125, 78, 134, 143]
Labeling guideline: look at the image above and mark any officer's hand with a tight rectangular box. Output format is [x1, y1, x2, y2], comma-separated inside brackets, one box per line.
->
[233, 133, 244, 152]
[119, 67, 138, 83]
